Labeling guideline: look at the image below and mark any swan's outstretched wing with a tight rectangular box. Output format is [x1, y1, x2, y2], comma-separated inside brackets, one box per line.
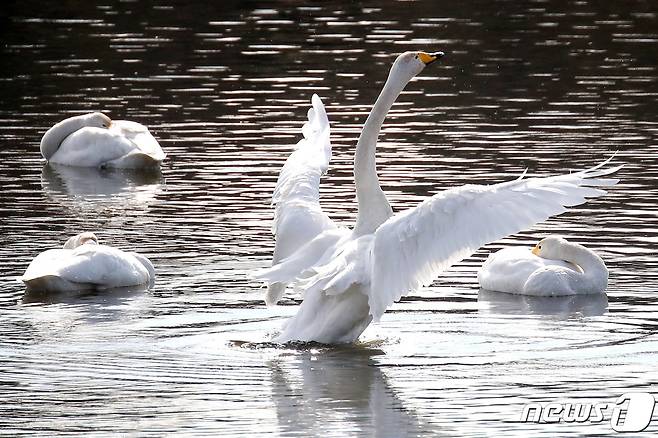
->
[368, 159, 621, 320]
[266, 94, 337, 305]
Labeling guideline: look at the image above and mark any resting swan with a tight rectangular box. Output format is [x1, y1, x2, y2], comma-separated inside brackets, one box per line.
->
[21, 232, 155, 292]
[40, 112, 166, 168]
[478, 236, 608, 296]
[253, 51, 620, 344]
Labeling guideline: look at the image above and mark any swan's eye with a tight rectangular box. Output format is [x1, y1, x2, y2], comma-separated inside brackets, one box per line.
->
[538, 245, 542, 250]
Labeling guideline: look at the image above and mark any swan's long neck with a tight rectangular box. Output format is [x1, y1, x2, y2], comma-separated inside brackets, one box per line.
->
[562, 242, 608, 288]
[353, 69, 410, 236]
[40, 115, 89, 160]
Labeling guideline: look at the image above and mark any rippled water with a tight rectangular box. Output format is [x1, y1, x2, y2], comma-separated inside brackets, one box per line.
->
[0, 0, 657, 436]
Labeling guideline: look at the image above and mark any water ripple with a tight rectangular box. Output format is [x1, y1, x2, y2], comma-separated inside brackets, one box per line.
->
[0, 0, 656, 436]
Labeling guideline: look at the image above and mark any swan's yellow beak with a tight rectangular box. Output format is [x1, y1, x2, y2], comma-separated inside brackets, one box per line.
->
[419, 51, 445, 65]
[531, 245, 540, 256]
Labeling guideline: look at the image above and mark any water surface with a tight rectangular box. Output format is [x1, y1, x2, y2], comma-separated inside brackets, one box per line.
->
[0, 0, 657, 436]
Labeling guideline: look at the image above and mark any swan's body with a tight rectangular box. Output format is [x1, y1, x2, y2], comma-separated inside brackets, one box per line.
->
[254, 51, 620, 344]
[478, 237, 608, 296]
[21, 232, 155, 292]
[40, 113, 165, 169]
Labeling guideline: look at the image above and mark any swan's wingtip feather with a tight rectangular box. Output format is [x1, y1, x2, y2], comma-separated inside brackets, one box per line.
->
[582, 153, 621, 174]
[311, 94, 325, 111]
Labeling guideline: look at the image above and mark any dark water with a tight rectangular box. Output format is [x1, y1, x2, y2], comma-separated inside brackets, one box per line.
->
[0, 0, 657, 436]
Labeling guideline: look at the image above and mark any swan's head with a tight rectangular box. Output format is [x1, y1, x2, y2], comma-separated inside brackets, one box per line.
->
[532, 236, 568, 258]
[63, 232, 99, 249]
[86, 112, 112, 129]
[391, 51, 445, 83]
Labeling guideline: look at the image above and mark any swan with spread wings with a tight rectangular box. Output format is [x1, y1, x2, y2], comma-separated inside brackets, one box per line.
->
[254, 51, 619, 344]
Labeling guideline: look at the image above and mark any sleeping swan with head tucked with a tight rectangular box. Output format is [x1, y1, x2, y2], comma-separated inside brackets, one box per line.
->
[253, 50, 620, 344]
[40, 112, 166, 169]
[478, 236, 608, 296]
[21, 232, 155, 293]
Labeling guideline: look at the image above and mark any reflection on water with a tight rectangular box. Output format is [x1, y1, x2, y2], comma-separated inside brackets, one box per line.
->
[478, 289, 608, 318]
[269, 347, 440, 437]
[22, 283, 148, 305]
[41, 164, 163, 211]
[0, 0, 657, 435]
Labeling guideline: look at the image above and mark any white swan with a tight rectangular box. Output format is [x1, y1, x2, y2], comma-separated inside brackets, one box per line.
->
[478, 236, 608, 296]
[253, 51, 620, 344]
[40, 112, 166, 168]
[21, 232, 156, 292]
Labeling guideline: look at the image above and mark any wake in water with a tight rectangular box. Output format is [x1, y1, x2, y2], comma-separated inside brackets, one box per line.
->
[229, 338, 392, 352]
